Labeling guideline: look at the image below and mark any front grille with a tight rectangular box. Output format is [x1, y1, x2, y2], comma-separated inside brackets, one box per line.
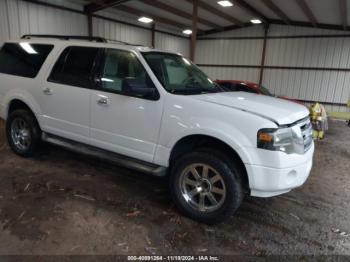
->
[300, 119, 313, 152]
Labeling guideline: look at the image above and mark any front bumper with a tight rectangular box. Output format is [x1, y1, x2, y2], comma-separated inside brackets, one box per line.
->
[245, 143, 314, 198]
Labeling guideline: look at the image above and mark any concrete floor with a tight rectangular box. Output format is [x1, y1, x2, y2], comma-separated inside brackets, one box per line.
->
[0, 119, 349, 256]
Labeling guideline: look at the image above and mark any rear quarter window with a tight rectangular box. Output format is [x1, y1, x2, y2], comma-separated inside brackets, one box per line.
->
[0, 43, 53, 78]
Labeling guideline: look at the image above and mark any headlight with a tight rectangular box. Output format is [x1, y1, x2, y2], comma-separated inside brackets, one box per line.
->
[257, 126, 305, 154]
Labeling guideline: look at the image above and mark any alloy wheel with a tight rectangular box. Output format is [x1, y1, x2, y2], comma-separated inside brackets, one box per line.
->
[179, 163, 227, 212]
[10, 118, 31, 151]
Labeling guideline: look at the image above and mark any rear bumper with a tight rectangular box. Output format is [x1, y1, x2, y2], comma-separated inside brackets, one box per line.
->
[246, 143, 314, 198]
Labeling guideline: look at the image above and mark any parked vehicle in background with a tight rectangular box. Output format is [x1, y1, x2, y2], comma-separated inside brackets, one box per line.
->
[215, 80, 303, 104]
[0, 36, 314, 224]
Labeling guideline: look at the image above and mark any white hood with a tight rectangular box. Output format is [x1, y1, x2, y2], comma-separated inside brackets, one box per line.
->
[192, 92, 309, 125]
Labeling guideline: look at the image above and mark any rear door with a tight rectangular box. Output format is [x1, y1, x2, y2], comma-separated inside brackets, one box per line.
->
[40, 46, 100, 144]
[0, 42, 54, 119]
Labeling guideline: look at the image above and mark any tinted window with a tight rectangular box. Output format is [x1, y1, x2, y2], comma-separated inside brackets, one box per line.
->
[219, 82, 259, 93]
[143, 52, 223, 95]
[49, 46, 99, 88]
[219, 82, 236, 91]
[0, 43, 53, 78]
[235, 84, 258, 93]
[260, 86, 273, 96]
[100, 49, 156, 94]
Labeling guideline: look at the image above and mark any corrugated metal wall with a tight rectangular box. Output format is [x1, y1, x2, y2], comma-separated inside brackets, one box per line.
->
[200, 67, 260, 82]
[264, 25, 350, 112]
[0, 0, 189, 58]
[196, 39, 263, 66]
[205, 25, 265, 38]
[92, 16, 152, 46]
[94, 10, 190, 56]
[196, 26, 264, 83]
[0, 0, 88, 45]
[195, 38, 263, 82]
[196, 24, 350, 112]
[155, 32, 190, 58]
[268, 24, 348, 36]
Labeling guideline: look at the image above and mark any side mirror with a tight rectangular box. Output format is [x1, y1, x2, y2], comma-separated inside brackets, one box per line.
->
[122, 78, 159, 100]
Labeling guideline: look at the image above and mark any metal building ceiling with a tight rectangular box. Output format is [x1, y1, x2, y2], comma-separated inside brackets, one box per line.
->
[73, 0, 350, 35]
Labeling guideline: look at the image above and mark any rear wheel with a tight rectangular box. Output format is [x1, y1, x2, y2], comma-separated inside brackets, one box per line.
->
[6, 109, 41, 157]
[170, 150, 244, 224]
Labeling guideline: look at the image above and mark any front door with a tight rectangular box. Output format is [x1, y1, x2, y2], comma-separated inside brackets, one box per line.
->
[90, 48, 163, 163]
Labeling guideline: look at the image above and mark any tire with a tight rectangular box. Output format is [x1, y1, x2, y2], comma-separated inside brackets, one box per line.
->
[6, 109, 41, 157]
[170, 150, 244, 224]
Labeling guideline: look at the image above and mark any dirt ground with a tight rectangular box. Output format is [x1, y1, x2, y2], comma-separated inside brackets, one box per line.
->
[0, 119, 349, 256]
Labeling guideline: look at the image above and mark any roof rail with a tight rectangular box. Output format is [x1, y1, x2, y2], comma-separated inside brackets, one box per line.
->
[21, 34, 107, 43]
[20, 35, 151, 48]
[104, 38, 146, 47]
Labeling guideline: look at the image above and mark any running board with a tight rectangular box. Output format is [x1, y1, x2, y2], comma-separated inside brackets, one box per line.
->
[41, 133, 167, 177]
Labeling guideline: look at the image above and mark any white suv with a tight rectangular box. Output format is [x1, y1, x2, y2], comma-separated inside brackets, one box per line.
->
[0, 35, 314, 224]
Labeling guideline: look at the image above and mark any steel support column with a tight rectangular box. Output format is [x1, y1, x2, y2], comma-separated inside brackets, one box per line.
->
[190, 0, 198, 61]
[259, 24, 270, 87]
[87, 12, 93, 37]
[151, 24, 156, 48]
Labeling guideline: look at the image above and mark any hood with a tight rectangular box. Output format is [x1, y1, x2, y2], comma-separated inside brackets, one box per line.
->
[192, 92, 310, 126]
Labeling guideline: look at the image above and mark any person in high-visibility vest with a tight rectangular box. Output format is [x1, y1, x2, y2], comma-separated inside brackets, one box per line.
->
[310, 103, 328, 139]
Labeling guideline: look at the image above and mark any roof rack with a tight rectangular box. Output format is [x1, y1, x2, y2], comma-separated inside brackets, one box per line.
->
[21, 35, 151, 48]
[104, 38, 146, 47]
[21, 34, 107, 43]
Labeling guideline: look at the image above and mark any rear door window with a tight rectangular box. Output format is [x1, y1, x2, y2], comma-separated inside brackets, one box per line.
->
[0, 42, 53, 78]
[48, 46, 100, 88]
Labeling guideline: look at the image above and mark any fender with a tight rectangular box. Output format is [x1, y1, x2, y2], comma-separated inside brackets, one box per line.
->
[154, 119, 259, 167]
[4, 89, 42, 123]
[170, 128, 251, 163]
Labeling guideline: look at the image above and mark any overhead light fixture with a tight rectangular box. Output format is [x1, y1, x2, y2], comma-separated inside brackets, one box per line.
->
[217, 1, 233, 7]
[138, 17, 153, 24]
[250, 19, 262, 24]
[182, 29, 192, 35]
[19, 42, 38, 54]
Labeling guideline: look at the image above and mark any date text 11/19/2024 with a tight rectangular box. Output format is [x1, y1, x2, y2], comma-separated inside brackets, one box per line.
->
[127, 255, 220, 261]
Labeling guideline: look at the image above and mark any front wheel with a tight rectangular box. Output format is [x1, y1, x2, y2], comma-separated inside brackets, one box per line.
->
[170, 150, 244, 224]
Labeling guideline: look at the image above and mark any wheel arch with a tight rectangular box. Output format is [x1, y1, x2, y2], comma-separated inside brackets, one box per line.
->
[169, 134, 250, 191]
[8, 99, 33, 114]
[5, 96, 39, 121]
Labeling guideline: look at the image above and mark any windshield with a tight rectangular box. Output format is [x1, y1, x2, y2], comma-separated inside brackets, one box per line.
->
[260, 86, 274, 96]
[142, 52, 223, 95]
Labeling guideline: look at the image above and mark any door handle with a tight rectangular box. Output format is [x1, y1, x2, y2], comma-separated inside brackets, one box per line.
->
[97, 96, 109, 105]
[43, 87, 53, 95]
